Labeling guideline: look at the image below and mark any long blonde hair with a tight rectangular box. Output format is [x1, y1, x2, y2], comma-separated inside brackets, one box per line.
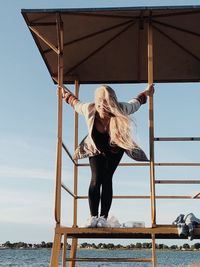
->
[94, 85, 137, 150]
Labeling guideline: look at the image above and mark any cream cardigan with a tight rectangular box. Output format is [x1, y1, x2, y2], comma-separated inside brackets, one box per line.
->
[72, 99, 148, 161]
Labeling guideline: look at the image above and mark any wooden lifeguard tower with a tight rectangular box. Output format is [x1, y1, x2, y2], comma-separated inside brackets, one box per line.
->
[22, 6, 200, 266]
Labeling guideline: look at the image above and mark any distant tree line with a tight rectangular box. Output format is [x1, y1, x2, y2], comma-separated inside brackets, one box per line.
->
[2, 241, 200, 250]
[79, 242, 200, 250]
[1, 241, 53, 249]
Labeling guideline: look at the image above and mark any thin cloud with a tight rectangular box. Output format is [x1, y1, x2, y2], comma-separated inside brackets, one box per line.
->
[0, 165, 54, 180]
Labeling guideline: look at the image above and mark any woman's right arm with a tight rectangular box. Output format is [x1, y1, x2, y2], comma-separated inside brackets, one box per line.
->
[63, 90, 78, 107]
[63, 90, 89, 116]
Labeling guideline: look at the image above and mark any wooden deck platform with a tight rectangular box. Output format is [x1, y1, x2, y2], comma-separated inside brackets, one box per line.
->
[55, 225, 200, 239]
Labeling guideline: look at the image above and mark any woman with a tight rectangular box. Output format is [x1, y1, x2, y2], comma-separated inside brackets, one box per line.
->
[63, 84, 154, 227]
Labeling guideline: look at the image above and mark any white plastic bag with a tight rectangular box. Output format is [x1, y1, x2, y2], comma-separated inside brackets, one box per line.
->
[107, 215, 121, 228]
[121, 221, 145, 228]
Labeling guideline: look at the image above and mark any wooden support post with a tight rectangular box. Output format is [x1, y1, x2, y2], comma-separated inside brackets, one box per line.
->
[73, 80, 79, 227]
[148, 16, 156, 228]
[51, 13, 64, 267]
[151, 234, 156, 267]
[54, 12, 64, 224]
[50, 232, 62, 267]
[69, 238, 78, 267]
[70, 80, 79, 267]
[62, 234, 67, 267]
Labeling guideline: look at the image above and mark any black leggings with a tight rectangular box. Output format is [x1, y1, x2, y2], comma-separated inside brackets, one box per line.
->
[88, 150, 124, 218]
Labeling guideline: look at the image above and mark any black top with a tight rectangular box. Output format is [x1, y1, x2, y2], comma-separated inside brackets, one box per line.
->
[92, 125, 111, 153]
[92, 124, 123, 154]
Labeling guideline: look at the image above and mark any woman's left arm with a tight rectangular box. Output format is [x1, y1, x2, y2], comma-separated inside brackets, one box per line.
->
[120, 84, 155, 115]
[136, 83, 155, 105]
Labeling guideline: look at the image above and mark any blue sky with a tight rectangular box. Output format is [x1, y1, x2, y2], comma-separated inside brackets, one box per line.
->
[1, 0, 200, 245]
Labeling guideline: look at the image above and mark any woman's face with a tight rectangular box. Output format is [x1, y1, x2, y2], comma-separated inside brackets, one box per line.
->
[95, 88, 110, 118]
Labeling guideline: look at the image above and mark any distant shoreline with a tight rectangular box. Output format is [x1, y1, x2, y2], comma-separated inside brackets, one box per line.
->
[0, 247, 200, 253]
[1, 241, 200, 251]
[1, 247, 200, 252]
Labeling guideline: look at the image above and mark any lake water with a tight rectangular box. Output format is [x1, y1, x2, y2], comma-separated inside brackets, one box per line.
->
[0, 249, 200, 267]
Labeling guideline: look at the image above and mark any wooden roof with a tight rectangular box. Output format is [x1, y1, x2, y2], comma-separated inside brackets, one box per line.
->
[22, 6, 200, 84]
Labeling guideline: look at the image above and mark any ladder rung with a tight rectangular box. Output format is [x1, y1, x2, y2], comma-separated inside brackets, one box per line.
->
[155, 163, 200, 166]
[77, 195, 200, 199]
[155, 180, 200, 184]
[78, 162, 200, 167]
[62, 142, 76, 165]
[154, 137, 200, 141]
[61, 183, 77, 198]
[66, 257, 152, 262]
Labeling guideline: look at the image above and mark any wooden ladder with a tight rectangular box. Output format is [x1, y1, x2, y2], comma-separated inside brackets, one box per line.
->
[50, 224, 200, 266]
[50, 226, 159, 267]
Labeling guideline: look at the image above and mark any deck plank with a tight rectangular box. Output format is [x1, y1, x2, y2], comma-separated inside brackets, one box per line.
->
[55, 225, 200, 239]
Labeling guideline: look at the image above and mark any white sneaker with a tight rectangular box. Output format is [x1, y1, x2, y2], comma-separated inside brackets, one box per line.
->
[84, 216, 98, 228]
[97, 216, 110, 228]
